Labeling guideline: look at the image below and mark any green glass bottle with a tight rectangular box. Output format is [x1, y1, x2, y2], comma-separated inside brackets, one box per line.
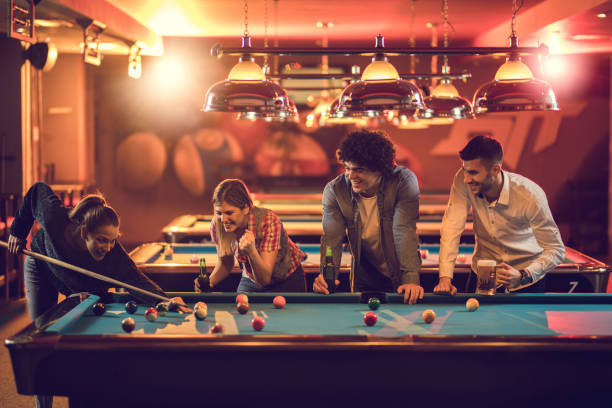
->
[324, 246, 335, 294]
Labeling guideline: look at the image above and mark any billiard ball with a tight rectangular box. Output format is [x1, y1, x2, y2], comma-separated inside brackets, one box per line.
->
[168, 301, 181, 312]
[92, 302, 105, 316]
[420, 248, 429, 259]
[236, 294, 249, 304]
[144, 307, 158, 322]
[273, 296, 286, 309]
[367, 297, 381, 310]
[125, 300, 138, 314]
[237, 301, 250, 315]
[121, 317, 136, 333]
[422, 309, 436, 324]
[251, 316, 265, 331]
[156, 302, 169, 316]
[364, 312, 378, 326]
[211, 323, 223, 333]
[466, 297, 479, 312]
[194, 304, 208, 320]
[457, 254, 467, 264]
[190, 255, 199, 264]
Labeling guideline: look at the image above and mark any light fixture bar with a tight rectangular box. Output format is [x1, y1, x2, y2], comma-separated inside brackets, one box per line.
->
[268, 72, 471, 80]
[212, 44, 548, 58]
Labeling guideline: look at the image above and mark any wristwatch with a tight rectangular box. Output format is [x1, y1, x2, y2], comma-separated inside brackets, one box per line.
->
[519, 269, 533, 285]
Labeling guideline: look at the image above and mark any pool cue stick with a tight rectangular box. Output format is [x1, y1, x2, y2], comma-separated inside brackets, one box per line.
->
[0, 240, 192, 312]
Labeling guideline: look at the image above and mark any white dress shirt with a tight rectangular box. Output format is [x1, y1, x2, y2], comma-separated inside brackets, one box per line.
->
[439, 169, 565, 289]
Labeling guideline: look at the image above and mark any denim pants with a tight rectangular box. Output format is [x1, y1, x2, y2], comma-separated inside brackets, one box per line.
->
[24, 256, 55, 407]
[354, 254, 394, 293]
[24, 255, 59, 321]
[237, 265, 306, 293]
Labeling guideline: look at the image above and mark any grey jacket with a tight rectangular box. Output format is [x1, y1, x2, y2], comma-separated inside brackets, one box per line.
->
[320, 166, 421, 291]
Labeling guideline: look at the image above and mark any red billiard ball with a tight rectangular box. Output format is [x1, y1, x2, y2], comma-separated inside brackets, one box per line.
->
[273, 296, 286, 309]
[144, 307, 158, 322]
[236, 294, 249, 304]
[211, 323, 223, 333]
[237, 301, 250, 314]
[251, 316, 265, 331]
[121, 317, 136, 333]
[364, 312, 378, 326]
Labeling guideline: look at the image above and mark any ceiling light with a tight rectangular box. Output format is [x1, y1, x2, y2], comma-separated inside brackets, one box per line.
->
[596, 12, 607, 18]
[330, 35, 424, 119]
[202, 1, 296, 121]
[473, 1, 558, 115]
[420, 0, 473, 122]
[203, 36, 296, 120]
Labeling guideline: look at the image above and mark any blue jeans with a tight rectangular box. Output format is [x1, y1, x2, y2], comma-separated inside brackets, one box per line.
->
[24, 255, 55, 407]
[237, 265, 306, 293]
[24, 255, 59, 321]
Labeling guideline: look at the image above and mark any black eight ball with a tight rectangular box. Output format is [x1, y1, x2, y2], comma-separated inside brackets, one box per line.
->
[125, 300, 138, 314]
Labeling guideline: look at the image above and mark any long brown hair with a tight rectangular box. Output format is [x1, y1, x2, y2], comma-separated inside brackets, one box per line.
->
[68, 194, 119, 234]
[212, 179, 253, 210]
[211, 179, 252, 256]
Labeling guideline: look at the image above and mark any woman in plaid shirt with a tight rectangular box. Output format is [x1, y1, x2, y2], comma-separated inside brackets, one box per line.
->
[194, 179, 306, 292]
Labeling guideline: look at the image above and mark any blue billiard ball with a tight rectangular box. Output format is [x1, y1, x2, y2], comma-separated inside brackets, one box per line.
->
[125, 300, 138, 314]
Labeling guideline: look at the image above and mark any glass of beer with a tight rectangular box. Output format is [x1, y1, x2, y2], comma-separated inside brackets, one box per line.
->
[476, 260, 497, 295]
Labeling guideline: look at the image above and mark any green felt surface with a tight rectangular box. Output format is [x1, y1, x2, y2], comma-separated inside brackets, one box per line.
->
[47, 293, 612, 337]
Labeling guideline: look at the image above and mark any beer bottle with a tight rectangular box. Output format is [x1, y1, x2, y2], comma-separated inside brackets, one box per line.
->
[197, 257, 211, 292]
[324, 246, 335, 294]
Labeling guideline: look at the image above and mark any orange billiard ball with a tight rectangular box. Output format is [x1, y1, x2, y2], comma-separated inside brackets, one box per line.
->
[466, 298, 479, 312]
[273, 296, 286, 309]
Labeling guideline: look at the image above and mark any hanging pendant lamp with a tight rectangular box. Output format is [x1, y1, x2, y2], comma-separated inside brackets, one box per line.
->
[473, 1, 558, 115]
[473, 37, 559, 115]
[202, 34, 297, 120]
[329, 35, 424, 120]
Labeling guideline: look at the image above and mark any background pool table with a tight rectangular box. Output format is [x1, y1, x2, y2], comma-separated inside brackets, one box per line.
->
[129, 242, 610, 293]
[161, 213, 474, 244]
[6, 292, 612, 407]
[249, 192, 452, 216]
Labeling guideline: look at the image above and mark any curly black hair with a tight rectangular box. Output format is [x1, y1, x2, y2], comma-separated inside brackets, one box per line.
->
[336, 130, 396, 175]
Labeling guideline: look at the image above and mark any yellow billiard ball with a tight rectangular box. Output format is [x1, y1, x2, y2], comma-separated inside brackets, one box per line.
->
[422, 309, 436, 324]
[466, 297, 479, 312]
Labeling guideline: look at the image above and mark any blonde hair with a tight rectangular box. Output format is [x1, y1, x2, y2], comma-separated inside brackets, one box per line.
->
[212, 179, 252, 256]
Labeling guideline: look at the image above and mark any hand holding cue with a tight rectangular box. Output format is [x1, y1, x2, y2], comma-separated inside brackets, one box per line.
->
[0, 240, 192, 313]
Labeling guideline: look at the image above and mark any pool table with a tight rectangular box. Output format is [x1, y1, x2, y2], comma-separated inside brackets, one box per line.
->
[129, 242, 610, 293]
[250, 192, 451, 216]
[161, 213, 474, 243]
[6, 292, 612, 407]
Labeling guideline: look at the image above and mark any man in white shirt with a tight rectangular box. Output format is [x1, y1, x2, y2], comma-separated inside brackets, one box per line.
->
[434, 135, 565, 295]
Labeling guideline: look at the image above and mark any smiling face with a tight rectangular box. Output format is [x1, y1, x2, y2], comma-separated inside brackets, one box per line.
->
[81, 224, 120, 261]
[462, 158, 501, 196]
[344, 161, 382, 196]
[214, 201, 250, 233]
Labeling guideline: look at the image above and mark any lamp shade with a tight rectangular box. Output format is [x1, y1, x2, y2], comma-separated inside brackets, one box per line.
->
[473, 52, 558, 114]
[361, 60, 400, 81]
[473, 77, 559, 114]
[332, 79, 424, 118]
